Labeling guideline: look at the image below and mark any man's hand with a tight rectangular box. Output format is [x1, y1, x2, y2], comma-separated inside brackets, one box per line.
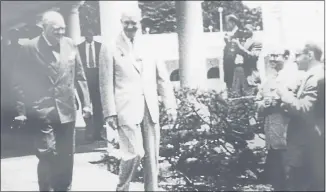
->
[276, 85, 290, 98]
[12, 115, 27, 129]
[166, 109, 177, 124]
[231, 38, 242, 48]
[105, 116, 118, 130]
[82, 107, 92, 118]
[263, 97, 272, 108]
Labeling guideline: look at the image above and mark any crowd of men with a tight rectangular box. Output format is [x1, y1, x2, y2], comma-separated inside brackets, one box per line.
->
[1, 6, 324, 192]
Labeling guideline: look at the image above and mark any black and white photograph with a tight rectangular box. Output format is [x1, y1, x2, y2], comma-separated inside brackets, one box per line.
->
[1, 0, 325, 191]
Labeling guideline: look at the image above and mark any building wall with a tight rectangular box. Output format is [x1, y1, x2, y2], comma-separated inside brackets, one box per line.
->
[18, 31, 264, 92]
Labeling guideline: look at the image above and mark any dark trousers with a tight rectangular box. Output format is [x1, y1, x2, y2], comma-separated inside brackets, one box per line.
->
[264, 149, 287, 191]
[84, 68, 104, 140]
[84, 90, 104, 140]
[84, 111, 104, 140]
[285, 133, 325, 191]
[33, 120, 75, 191]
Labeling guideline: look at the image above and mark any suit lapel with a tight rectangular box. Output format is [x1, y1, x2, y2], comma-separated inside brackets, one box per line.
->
[78, 42, 86, 67]
[95, 41, 101, 67]
[296, 76, 308, 98]
[55, 39, 71, 85]
[36, 36, 60, 84]
[116, 33, 142, 74]
[297, 65, 323, 98]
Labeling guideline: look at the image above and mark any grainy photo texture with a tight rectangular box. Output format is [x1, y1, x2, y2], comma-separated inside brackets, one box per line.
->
[1, 1, 325, 191]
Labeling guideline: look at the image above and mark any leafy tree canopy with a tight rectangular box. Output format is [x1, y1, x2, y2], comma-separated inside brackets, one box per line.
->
[79, 1, 263, 35]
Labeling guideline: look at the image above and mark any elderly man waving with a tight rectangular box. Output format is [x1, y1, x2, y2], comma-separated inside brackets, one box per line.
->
[99, 7, 177, 191]
[13, 11, 91, 191]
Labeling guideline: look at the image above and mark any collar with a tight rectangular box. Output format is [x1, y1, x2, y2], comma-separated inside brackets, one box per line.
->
[42, 33, 53, 47]
[306, 62, 323, 75]
[122, 31, 136, 44]
[85, 40, 94, 45]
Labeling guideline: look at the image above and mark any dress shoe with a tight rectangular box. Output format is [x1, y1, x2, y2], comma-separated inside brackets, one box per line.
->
[89, 153, 110, 164]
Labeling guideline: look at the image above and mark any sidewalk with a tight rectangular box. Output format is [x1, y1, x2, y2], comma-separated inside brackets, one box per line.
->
[1, 111, 166, 191]
[1, 148, 145, 191]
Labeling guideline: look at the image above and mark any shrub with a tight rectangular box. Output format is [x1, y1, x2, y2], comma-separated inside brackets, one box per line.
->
[106, 87, 270, 191]
[158, 88, 267, 191]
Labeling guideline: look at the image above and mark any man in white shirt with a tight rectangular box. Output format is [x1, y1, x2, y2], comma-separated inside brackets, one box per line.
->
[77, 29, 106, 142]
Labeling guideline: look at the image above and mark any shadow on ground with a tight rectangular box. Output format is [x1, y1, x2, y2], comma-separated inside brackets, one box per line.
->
[1, 126, 108, 159]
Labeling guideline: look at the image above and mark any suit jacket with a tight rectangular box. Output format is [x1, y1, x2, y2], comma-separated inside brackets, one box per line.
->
[77, 40, 102, 108]
[99, 32, 177, 126]
[13, 35, 91, 124]
[77, 40, 102, 69]
[280, 64, 325, 166]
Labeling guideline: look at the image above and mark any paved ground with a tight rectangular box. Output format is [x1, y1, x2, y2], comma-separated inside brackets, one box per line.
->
[1, 109, 149, 191]
[1, 144, 147, 191]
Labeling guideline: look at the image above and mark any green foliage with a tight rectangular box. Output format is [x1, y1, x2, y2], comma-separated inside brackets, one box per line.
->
[79, 1, 263, 35]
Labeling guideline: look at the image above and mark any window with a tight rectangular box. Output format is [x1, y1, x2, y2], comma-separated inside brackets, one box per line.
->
[170, 69, 179, 81]
[207, 67, 220, 79]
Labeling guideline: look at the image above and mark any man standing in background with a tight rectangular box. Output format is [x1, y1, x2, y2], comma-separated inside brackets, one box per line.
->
[77, 28, 106, 143]
[231, 24, 262, 95]
[276, 43, 324, 191]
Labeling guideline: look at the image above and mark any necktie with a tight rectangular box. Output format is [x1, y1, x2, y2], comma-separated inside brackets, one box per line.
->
[89, 44, 95, 68]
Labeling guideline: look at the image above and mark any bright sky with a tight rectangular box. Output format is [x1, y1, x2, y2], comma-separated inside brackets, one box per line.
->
[242, 1, 264, 9]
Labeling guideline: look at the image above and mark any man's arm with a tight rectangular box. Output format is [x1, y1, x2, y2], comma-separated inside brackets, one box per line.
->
[238, 41, 262, 59]
[279, 76, 319, 118]
[12, 46, 27, 117]
[74, 43, 92, 112]
[75, 44, 84, 110]
[156, 59, 177, 111]
[99, 44, 117, 120]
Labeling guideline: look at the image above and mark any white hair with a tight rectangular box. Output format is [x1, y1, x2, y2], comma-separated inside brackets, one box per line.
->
[42, 11, 65, 28]
[120, 6, 142, 21]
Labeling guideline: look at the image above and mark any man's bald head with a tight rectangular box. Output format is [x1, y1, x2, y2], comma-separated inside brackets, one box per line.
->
[41, 11, 66, 45]
[42, 11, 65, 29]
[120, 7, 142, 23]
[120, 6, 142, 39]
[267, 45, 289, 71]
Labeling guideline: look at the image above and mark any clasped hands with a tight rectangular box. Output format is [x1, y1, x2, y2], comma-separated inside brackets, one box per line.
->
[256, 85, 291, 109]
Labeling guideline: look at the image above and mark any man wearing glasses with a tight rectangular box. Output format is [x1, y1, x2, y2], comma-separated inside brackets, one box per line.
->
[99, 7, 177, 191]
[276, 43, 324, 191]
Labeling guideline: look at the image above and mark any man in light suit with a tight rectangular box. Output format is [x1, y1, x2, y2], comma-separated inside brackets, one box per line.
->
[13, 11, 91, 191]
[276, 43, 324, 191]
[99, 7, 177, 191]
[77, 29, 106, 142]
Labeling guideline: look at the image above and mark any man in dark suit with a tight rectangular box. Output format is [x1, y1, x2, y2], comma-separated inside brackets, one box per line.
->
[13, 11, 91, 191]
[223, 15, 240, 89]
[276, 43, 324, 191]
[230, 24, 262, 95]
[77, 29, 105, 142]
